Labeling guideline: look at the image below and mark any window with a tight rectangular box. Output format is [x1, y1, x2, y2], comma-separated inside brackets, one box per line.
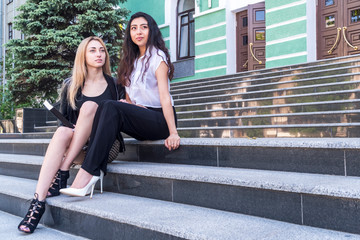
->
[325, 15, 335, 28]
[243, 36, 248, 45]
[242, 17, 248, 27]
[351, 9, 360, 23]
[8, 23, 13, 40]
[255, 10, 265, 21]
[177, 0, 195, 59]
[325, 0, 334, 6]
[255, 30, 265, 41]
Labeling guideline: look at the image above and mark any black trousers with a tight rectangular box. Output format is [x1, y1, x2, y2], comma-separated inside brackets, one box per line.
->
[81, 100, 176, 176]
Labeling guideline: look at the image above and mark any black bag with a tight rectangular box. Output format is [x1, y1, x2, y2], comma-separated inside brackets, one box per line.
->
[107, 139, 121, 163]
[82, 135, 124, 164]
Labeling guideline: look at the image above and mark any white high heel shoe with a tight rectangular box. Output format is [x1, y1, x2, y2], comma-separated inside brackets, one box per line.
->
[60, 170, 104, 198]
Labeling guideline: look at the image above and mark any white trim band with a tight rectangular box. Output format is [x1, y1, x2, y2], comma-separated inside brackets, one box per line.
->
[163, 37, 170, 42]
[266, 0, 306, 13]
[195, 65, 227, 74]
[266, 33, 307, 46]
[195, 49, 227, 59]
[194, 7, 225, 18]
[267, 16, 306, 29]
[158, 24, 169, 29]
[195, 36, 226, 46]
[266, 51, 307, 62]
[195, 22, 226, 33]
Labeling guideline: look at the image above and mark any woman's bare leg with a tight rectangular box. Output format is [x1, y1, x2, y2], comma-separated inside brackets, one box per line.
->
[35, 127, 73, 201]
[60, 101, 98, 170]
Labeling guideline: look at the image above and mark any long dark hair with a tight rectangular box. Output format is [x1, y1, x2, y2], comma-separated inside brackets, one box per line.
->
[117, 12, 174, 86]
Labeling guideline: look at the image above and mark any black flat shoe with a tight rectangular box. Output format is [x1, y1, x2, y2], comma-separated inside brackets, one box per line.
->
[18, 193, 46, 233]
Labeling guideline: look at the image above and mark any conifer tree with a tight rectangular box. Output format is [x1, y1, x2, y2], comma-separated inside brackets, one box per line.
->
[6, 0, 128, 106]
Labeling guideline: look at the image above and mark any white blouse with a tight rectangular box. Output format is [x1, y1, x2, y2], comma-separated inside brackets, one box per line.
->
[125, 47, 174, 108]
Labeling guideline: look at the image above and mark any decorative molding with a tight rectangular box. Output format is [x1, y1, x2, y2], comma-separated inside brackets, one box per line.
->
[266, 51, 307, 62]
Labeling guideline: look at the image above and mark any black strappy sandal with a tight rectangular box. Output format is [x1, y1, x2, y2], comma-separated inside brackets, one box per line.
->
[18, 193, 46, 233]
[47, 169, 69, 197]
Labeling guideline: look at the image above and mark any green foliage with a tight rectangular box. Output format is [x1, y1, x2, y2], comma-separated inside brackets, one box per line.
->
[6, 0, 128, 106]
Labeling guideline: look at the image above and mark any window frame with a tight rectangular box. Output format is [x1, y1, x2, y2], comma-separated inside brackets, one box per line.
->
[8, 23, 13, 40]
[176, 1, 195, 60]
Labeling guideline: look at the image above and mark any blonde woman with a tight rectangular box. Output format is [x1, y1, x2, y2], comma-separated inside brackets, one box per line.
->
[18, 36, 123, 233]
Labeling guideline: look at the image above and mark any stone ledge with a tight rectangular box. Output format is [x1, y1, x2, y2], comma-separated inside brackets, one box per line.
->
[1, 137, 360, 149]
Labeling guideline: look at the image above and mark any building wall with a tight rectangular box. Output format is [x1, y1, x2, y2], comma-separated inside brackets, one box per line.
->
[265, 0, 309, 68]
[193, 1, 227, 81]
[2, 0, 26, 87]
[4, 0, 25, 44]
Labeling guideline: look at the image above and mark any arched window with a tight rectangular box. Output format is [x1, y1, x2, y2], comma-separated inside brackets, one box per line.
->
[177, 0, 195, 59]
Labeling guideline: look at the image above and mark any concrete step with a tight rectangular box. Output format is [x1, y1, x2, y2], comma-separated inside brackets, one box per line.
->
[176, 99, 360, 119]
[45, 120, 58, 126]
[171, 55, 360, 89]
[0, 210, 86, 239]
[2, 153, 360, 234]
[172, 65, 360, 96]
[0, 138, 359, 176]
[176, 95, 360, 119]
[33, 126, 58, 132]
[1, 175, 360, 239]
[177, 123, 360, 138]
[177, 110, 360, 128]
[174, 79, 360, 106]
[0, 132, 54, 139]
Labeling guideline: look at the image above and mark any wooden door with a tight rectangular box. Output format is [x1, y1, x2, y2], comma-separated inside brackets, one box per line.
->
[236, 10, 249, 72]
[343, 0, 360, 56]
[317, 0, 360, 59]
[236, 2, 265, 72]
[248, 2, 266, 70]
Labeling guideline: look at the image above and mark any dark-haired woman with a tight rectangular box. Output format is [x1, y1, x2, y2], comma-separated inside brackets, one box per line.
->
[60, 12, 180, 197]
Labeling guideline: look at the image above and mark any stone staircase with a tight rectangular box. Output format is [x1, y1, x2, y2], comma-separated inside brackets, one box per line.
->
[173, 54, 360, 138]
[1, 55, 360, 239]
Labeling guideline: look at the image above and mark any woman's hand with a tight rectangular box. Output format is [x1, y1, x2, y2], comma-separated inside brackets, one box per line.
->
[119, 99, 131, 104]
[165, 133, 180, 151]
[119, 99, 147, 108]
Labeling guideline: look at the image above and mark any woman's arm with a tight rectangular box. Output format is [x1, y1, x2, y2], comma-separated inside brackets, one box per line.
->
[156, 61, 180, 151]
[59, 82, 70, 122]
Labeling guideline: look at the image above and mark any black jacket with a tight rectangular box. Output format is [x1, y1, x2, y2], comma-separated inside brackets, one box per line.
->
[60, 73, 125, 125]
[59, 73, 126, 153]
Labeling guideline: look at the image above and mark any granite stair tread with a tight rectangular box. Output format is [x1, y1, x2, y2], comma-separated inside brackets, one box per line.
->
[1, 175, 359, 240]
[171, 70, 360, 97]
[0, 210, 86, 239]
[1, 137, 360, 148]
[170, 55, 360, 89]
[1, 153, 360, 199]
[173, 80, 360, 104]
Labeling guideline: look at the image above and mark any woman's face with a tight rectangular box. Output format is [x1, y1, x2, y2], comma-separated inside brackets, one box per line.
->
[130, 17, 149, 50]
[85, 40, 106, 69]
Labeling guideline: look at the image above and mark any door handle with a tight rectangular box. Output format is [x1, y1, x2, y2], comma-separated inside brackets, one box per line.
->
[249, 43, 262, 64]
[243, 60, 248, 67]
[342, 26, 358, 51]
[328, 27, 341, 54]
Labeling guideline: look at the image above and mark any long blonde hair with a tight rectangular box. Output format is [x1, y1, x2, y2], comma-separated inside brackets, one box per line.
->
[67, 36, 111, 109]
